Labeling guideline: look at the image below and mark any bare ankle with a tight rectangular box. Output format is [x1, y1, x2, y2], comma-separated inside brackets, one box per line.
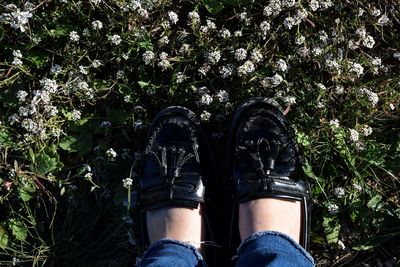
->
[239, 198, 301, 243]
[146, 206, 204, 250]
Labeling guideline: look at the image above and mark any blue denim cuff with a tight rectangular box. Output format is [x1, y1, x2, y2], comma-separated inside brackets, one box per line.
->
[237, 230, 314, 264]
[136, 238, 205, 266]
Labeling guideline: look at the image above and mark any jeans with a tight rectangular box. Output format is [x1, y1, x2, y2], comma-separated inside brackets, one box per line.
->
[137, 231, 315, 267]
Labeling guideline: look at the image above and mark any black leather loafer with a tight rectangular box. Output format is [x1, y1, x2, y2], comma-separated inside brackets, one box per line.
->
[140, 106, 209, 211]
[227, 97, 311, 250]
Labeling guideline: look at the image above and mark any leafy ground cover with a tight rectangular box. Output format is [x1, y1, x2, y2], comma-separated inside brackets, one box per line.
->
[0, 0, 399, 266]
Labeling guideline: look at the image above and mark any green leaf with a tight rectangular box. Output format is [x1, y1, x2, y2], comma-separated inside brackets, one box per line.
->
[50, 24, 73, 37]
[138, 81, 149, 88]
[18, 176, 37, 202]
[138, 41, 153, 51]
[367, 194, 383, 211]
[59, 132, 93, 154]
[203, 0, 224, 14]
[9, 219, 27, 242]
[353, 230, 400, 251]
[0, 225, 8, 249]
[323, 216, 340, 245]
[29, 148, 35, 164]
[0, 130, 12, 146]
[33, 152, 58, 175]
[26, 50, 47, 68]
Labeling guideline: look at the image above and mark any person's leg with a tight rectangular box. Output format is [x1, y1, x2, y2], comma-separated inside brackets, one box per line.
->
[227, 98, 314, 267]
[235, 199, 313, 267]
[138, 106, 211, 267]
[239, 199, 301, 242]
[138, 206, 206, 267]
[146, 206, 205, 250]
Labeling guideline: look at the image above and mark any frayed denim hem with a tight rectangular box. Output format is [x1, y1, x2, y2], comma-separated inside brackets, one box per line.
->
[136, 238, 205, 266]
[237, 230, 314, 264]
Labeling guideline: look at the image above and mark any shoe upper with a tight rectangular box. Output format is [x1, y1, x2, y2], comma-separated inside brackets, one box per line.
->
[232, 103, 308, 204]
[141, 113, 205, 211]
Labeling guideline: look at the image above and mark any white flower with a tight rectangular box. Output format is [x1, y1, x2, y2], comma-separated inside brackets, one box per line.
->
[362, 35, 375, 49]
[377, 15, 389, 26]
[100, 121, 112, 128]
[79, 65, 88, 75]
[196, 86, 209, 95]
[355, 27, 366, 38]
[283, 16, 296, 29]
[216, 90, 229, 103]
[106, 148, 117, 160]
[200, 110, 211, 121]
[348, 39, 359, 50]
[176, 72, 187, 84]
[50, 64, 62, 75]
[200, 20, 216, 33]
[13, 50, 22, 58]
[283, 96, 296, 105]
[353, 183, 362, 191]
[275, 59, 288, 72]
[16, 90, 28, 102]
[349, 128, 359, 143]
[122, 177, 133, 188]
[198, 64, 210, 76]
[261, 73, 284, 87]
[91, 20, 103, 30]
[219, 28, 231, 38]
[309, 0, 319, 11]
[260, 21, 270, 37]
[92, 60, 102, 68]
[393, 52, 400, 61]
[90, 0, 101, 5]
[312, 46, 323, 56]
[158, 36, 169, 45]
[282, 0, 296, 7]
[329, 119, 340, 128]
[168, 11, 179, 24]
[349, 62, 364, 77]
[234, 30, 242, 37]
[44, 105, 58, 117]
[69, 31, 80, 42]
[188, 11, 200, 24]
[142, 51, 155, 65]
[263, 0, 282, 17]
[251, 49, 263, 63]
[158, 52, 171, 70]
[110, 34, 122, 45]
[235, 48, 247, 61]
[316, 83, 326, 91]
[295, 35, 305, 45]
[71, 109, 81, 121]
[334, 187, 345, 198]
[1, 5, 32, 32]
[219, 64, 235, 78]
[12, 57, 23, 66]
[327, 203, 339, 215]
[237, 61, 255, 76]
[200, 94, 213, 105]
[207, 50, 221, 65]
[335, 85, 344, 94]
[371, 57, 381, 67]
[39, 78, 58, 93]
[389, 103, 395, 110]
[359, 88, 379, 106]
[361, 125, 373, 136]
[371, 7, 381, 17]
